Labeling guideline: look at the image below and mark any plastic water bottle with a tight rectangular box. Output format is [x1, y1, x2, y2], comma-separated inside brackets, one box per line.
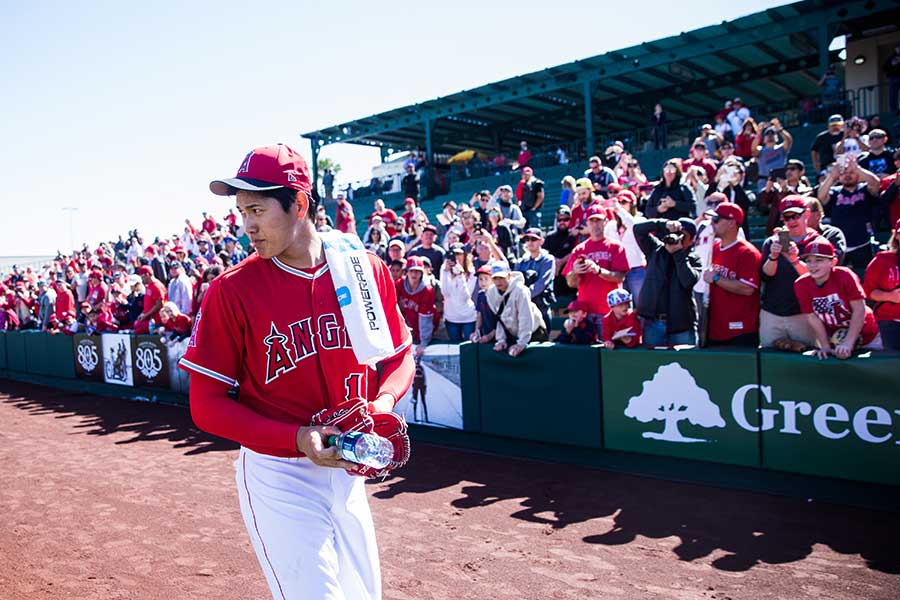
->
[327, 432, 393, 469]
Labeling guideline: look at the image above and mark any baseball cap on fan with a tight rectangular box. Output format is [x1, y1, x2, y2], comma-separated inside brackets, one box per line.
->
[210, 144, 312, 197]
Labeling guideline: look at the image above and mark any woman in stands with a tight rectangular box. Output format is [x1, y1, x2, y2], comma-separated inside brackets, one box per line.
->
[734, 118, 758, 161]
[485, 207, 514, 260]
[645, 159, 695, 220]
[605, 190, 647, 301]
[440, 243, 478, 342]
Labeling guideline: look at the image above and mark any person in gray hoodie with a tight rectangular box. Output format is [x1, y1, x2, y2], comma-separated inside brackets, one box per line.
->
[486, 262, 544, 357]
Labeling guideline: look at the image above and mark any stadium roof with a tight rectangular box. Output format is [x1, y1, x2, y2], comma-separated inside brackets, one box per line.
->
[302, 0, 899, 159]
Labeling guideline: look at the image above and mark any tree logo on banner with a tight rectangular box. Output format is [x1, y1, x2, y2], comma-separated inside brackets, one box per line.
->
[624, 362, 725, 443]
[76, 339, 99, 373]
[135, 341, 163, 379]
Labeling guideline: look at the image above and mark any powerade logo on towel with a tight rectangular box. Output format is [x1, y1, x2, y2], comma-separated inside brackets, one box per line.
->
[336, 286, 352, 307]
[324, 236, 364, 253]
[350, 256, 380, 331]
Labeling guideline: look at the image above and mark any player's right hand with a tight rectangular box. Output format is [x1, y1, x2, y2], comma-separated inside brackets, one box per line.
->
[295, 425, 356, 470]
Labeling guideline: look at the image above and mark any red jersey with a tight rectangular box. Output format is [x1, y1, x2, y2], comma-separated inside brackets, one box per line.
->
[708, 239, 761, 341]
[163, 313, 193, 336]
[395, 279, 436, 344]
[563, 238, 629, 315]
[795, 267, 879, 345]
[601, 310, 642, 348]
[87, 282, 108, 307]
[143, 278, 168, 324]
[179, 253, 412, 457]
[202, 216, 217, 234]
[863, 251, 900, 321]
[54, 285, 75, 320]
[336, 200, 356, 234]
[93, 313, 119, 333]
[370, 209, 399, 234]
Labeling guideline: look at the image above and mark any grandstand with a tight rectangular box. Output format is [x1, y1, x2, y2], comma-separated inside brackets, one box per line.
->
[301, 0, 900, 248]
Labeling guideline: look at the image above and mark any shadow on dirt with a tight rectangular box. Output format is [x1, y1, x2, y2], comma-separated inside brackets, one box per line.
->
[0, 380, 237, 456]
[374, 444, 900, 574]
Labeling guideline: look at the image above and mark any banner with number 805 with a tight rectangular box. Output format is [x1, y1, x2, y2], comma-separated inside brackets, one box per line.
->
[73, 334, 103, 381]
[132, 336, 170, 389]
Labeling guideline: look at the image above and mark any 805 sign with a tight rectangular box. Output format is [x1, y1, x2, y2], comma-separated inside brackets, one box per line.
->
[135, 344, 163, 379]
[76, 341, 99, 372]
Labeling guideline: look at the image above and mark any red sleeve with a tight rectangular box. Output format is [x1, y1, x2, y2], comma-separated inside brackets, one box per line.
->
[793, 277, 813, 313]
[563, 244, 583, 276]
[600, 313, 614, 342]
[188, 373, 299, 452]
[179, 279, 244, 387]
[839, 268, 865, 302]
[736, 244, 761, 288]
[610, 242, 629, 272]
[863, 256, 885, 297]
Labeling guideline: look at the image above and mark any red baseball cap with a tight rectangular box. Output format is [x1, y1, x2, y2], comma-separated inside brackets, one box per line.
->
[567, 300, 590, 313]
[521, 227, 544, 241]
[585, 205, 611, 221]
[714, 202, 744, 226]
[404, 257, 425, 272]
[475, 265, 492, 276]
[137, 265, 153, 276]
[801, 238, 835, 259]
[780, 195, 807, 215]
[616, 190, 637, 204]
[210, 144, 312, 197]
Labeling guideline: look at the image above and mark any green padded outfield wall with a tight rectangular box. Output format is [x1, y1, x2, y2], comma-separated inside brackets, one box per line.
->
[601, 348, 761, 467]
[459, 342, 481, 433]
[22, 331, 50, 376]
[0, 331, 7, 370]
[759, 350, 900, 486]
[5, 331, 27, 373]
[46, 332, 75, 379]
[476, 343, 603, 447]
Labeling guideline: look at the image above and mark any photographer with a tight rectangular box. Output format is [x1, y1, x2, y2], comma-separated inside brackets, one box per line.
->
[645, 160, 695, 220]
[817, 156, 880, 270]
[707, 158, 753, 239]
[633, 217, 702, 346]
[759, 159, 812, 236]
[759, 196, 819, 350]
[439, 243, 477, 343]
[752, 118, 793, 192]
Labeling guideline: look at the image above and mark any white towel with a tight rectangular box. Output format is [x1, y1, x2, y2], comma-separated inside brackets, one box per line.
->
[320, 231, 393, 367]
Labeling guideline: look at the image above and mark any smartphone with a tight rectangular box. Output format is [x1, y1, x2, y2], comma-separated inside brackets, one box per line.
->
[769, 167, 786, 181]
[778, 230, 791, 249]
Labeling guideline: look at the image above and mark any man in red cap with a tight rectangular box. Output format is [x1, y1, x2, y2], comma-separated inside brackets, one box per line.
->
[179, 143, 413, 600]
[563, 205, 628, 334]
[396, 256, 437, 356]
[759, 196, 820, 350]
[794, 238, 881, 358]
[133, 265, 167, 334]
[86, 269, 108, 312]
[703, 202, 762, 347]
[334, 191, 356, 234]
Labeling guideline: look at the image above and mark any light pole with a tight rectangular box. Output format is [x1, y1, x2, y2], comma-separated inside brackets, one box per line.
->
[62, 207, 78, 252]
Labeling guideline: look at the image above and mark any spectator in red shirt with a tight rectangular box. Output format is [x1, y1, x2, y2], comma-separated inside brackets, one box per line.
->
[517, 141, 531, 168]
[86, 269, 108, 310]
[795, 239, 881, 359]
[682, 141, 718, 183]
[334, 192, 355, 234]
[53, 280, 75, 323]
[734, 118, 758, 161]
[133, 265, 167, 335]
[201, 211, 217, 235]
[395, 257, 437, 358]
[224, 208, 238, 233]
[401, 197, 426, 231]
[86, 307, 118, 334]
[159, 301, 194, 339]
[563, 205, 629, 335]
[601, 289, 642, 349]
[703, 203, 762, 347]
[863, 219, 900, 349]
[369, 198, 399, 234]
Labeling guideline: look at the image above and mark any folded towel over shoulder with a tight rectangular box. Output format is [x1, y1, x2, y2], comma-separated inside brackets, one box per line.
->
[320, 231, 393, 367]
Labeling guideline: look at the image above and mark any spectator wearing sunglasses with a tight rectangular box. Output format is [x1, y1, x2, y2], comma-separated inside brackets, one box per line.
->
[759, 158, 812, 236]
[543, 206, 578, 297]
[759, 196, 821, 350]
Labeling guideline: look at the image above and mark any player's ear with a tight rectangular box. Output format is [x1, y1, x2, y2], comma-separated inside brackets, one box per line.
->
[295, 191, 310, 221]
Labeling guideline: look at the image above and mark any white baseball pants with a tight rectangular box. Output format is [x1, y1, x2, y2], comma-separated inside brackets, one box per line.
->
[235, 447, 381, 600]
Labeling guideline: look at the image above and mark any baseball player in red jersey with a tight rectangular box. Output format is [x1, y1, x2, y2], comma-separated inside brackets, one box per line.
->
[179, 143, 414, 600]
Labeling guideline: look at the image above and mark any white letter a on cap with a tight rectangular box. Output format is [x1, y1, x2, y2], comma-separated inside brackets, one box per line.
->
[238, 152, 253, 174]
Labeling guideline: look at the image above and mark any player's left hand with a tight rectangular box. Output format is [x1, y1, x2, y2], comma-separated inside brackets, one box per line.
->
[295, 425, 356, 470]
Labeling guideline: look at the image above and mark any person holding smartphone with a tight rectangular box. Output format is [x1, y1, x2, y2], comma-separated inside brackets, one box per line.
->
[759, 196, 821, 350]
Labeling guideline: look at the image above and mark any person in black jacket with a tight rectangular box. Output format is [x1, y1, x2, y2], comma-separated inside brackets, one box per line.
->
[633, 217, 702, 347]
[645, 160, 696, 220]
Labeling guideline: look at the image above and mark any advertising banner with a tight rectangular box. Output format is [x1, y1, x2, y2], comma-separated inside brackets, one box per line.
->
[759, 351, 900, 486]
[132, 336, 171, 389]
[101, 333, 134, 386]
[73, 334, 104, 381]
[394, 344, 463, 429]
[601, 348, 760, 467]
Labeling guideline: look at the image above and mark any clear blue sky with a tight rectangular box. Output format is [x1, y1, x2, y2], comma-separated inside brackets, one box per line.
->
[2, 0, 789, 256]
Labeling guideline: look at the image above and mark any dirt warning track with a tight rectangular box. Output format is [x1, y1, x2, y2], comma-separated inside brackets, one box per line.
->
[0, 380, 897, 600]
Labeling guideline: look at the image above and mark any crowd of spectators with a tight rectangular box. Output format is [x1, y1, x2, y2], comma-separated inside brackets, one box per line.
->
[4, 103, 900, 361]
[347, 106, 900, 358]
[1, 212, 244, 341]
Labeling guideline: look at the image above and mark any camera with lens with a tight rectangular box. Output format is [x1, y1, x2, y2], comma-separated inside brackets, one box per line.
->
[662, 232, 684, 245]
